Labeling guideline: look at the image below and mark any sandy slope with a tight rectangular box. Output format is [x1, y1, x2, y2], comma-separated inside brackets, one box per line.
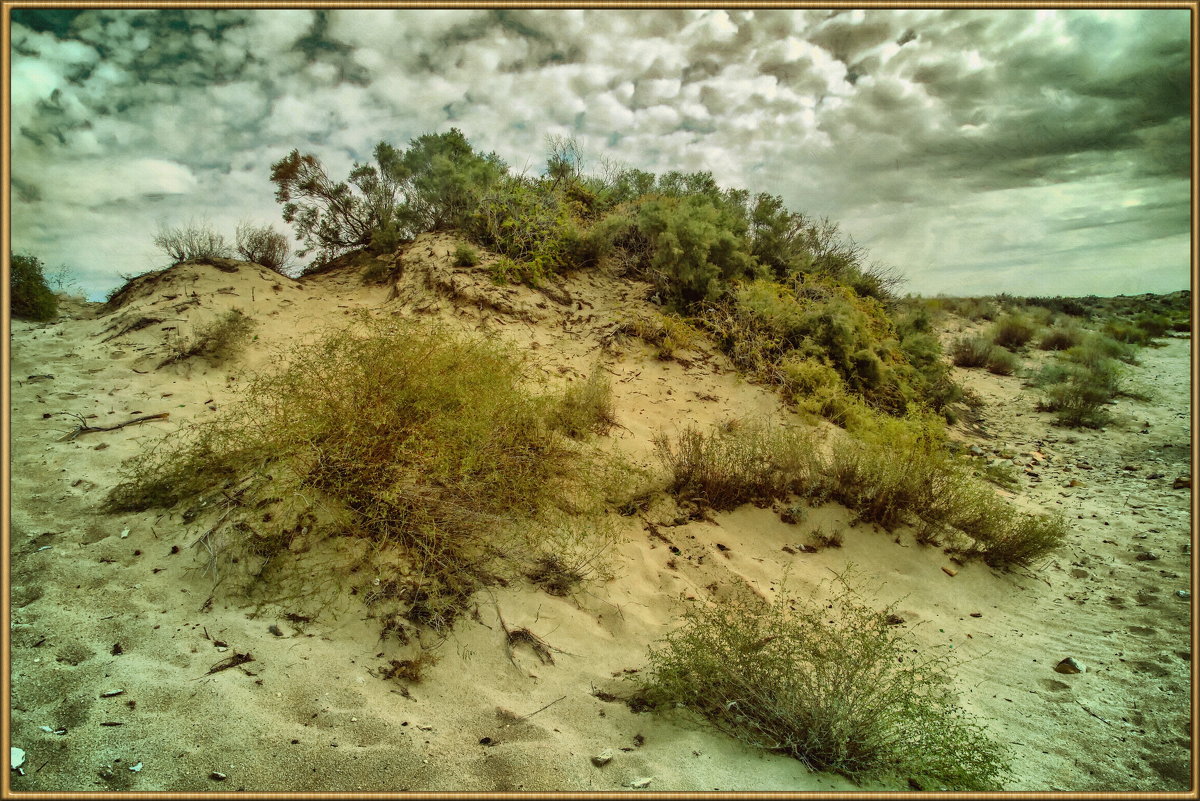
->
[6, 236, 1194, 792]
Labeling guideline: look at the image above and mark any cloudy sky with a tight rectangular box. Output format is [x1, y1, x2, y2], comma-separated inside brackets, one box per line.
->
[8, 8, 1192, 300]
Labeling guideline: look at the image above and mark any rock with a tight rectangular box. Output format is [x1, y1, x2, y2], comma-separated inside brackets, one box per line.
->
[1054, 657, 1085, 674]
[970, 612, 983, 618]
[11, 747, 26, 774]
[941, 566, 957, 577]
[210, 772, 228, 781]
[1176, 590, 1191, 600]
[1173, 476, 1191, 490]
[1136, 551, 1160, 562]
[591, 749, 614, 767]
[629, 778, 652, 789]
[885, 614, 905, 625]
[968, 445, 984, 457]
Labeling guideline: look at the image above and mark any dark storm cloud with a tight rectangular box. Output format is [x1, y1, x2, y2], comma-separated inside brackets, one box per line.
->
[8, 8, 1190, 299]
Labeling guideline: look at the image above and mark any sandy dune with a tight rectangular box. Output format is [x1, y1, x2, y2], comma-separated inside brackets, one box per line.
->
[6, 235, 1193, 791]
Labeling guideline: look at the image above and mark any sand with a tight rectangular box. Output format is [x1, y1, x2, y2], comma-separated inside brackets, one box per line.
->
[5, 234, 1194, 792]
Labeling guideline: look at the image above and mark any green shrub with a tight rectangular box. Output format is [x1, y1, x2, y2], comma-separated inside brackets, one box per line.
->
[629, 194, 758, 303]
[1065, 333, 1137, 366]
[452, 243, 480, 267]
[554, 367, 615, 439]
[107, 318, 616, 627]
[639, 576, 1010, 790]
[653, 420, 814, 511]
[1103, 319, 1152, 346]
[949, 336, 993, 368]
[984, 348, 1019, 376]
[1037, 325, 1082, 351]
[989, 314, 1036, 350]
[236, 222, 292, 275]
[966, 513, 1069, 568]
[618, 312, 702, 360]
[1133, 313, 1171, 339]
[9, 252, 58, 321]
[162, 309, 255, 366]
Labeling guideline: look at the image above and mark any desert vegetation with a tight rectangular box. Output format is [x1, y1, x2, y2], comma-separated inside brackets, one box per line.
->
[9, 251, 58, 321]
[638, 575, 1010, 790]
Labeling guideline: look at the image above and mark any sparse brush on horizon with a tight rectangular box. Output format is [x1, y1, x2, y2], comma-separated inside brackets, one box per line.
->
[235, 221, 293, 275]
[154, 220, 233, 264]
[638, 574, 1010, 790]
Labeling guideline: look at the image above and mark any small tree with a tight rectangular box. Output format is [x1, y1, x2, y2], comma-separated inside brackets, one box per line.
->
[10, 252, 58, 320]
[235, 222, 293, 275]
[154, 221, 232, 263]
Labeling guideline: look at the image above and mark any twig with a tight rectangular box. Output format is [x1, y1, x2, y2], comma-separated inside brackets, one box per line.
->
[518, 695, 567, 722]
[1076, 700, 1112, 726]
[59, 412, 170, 441]
[197, 652, 254, 678]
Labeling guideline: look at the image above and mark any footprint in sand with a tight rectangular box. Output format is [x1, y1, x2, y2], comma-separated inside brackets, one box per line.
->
[1127, 625, 1156, 637]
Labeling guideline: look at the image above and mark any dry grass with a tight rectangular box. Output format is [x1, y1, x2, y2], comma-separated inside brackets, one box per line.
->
[639, 574, 1010, 790]
[107, 316, 621, 628]
[161, 309, 256, 366]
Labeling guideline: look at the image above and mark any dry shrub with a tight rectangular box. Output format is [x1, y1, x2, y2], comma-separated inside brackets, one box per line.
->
[984, 347, 1019, 376]
[617, 311, 702, 360]
[162, 308, 255, 366]
[989, 314, 1036, 350]
[154, 220, 232, 264]
[639, 575, 1010, 790]
[949, 336, 993, 368]
[1037, 325, 1083, 351]
[653, 420, 815, 511]
[107, 317, 619, 627]
[236, 222, 293, 275]
[554, 367, 616, 438]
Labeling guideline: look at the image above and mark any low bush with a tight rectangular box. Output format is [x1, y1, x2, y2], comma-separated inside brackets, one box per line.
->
[653, 420, 814, 511]
[236, 222, 292, 275]
[639, 576, 1010, 790]
[452, 243, 480, 267]
[1037, 325, 1083, 351]
[108, 318, 618, 628]
[162, 309, 255, 366]
[984, 347, 1019, 376]
[949, 336, 992, 368]
[154, 220, 232, 264]
[1035, 360, 1122, 428]
[989, 314, 1036, 350]
[617, 312, 702, 360]
[1103, 319, 1152, 346]
[9, 252, 58, 321]
[1133, 313, 1171, 339]
[554, 367, 616, 439]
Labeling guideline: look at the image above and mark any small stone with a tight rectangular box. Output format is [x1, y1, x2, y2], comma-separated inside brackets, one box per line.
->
[1173, 476, 1191, 490]
[591, 749, 614, 767]
[1054, 657, 1085, 674]
[629, 777, 652, 789]
[885, 614, 905, 626]
[210, 772, 227, 781]
[969, 612, 983, 618]
[268, 625, 283, 637]
[1136, 551, 1160, 562]
[941, 566, 957, 577]
[1176, 590, 1191, 599]
[11, 747, 26, 773]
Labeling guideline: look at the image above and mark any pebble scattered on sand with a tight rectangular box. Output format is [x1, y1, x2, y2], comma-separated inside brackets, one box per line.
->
[591, 749, 614, 767]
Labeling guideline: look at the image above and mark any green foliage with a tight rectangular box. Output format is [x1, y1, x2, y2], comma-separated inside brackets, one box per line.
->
[984, 347, 1019, 376]
[9, 252, 58, 321]
[154, 221, 232, 264]
[617, 311, 703, 360]
[470, 176, 593, 277]
[627, 194, 758, 303]
[1103, 319, 1152, 346]
[1035, 359, 1122, 428]
[272, 129, 504, 265]
[639, 576, 1010, 790]
[653, 420, 814, 511]
[553, 367, 616, 439]
[162, 309, 256, 366]
[1037, 324, 1083, 351]
[989, 314, 1036, 350]
[452, 243, 480, 268]
[949, 336, 993, 368]
[106, 318, 618, 626]
[235, 222, 292, 275]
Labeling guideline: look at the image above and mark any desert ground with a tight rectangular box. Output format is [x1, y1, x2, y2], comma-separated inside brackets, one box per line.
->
[7, 234, 1194, 792]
